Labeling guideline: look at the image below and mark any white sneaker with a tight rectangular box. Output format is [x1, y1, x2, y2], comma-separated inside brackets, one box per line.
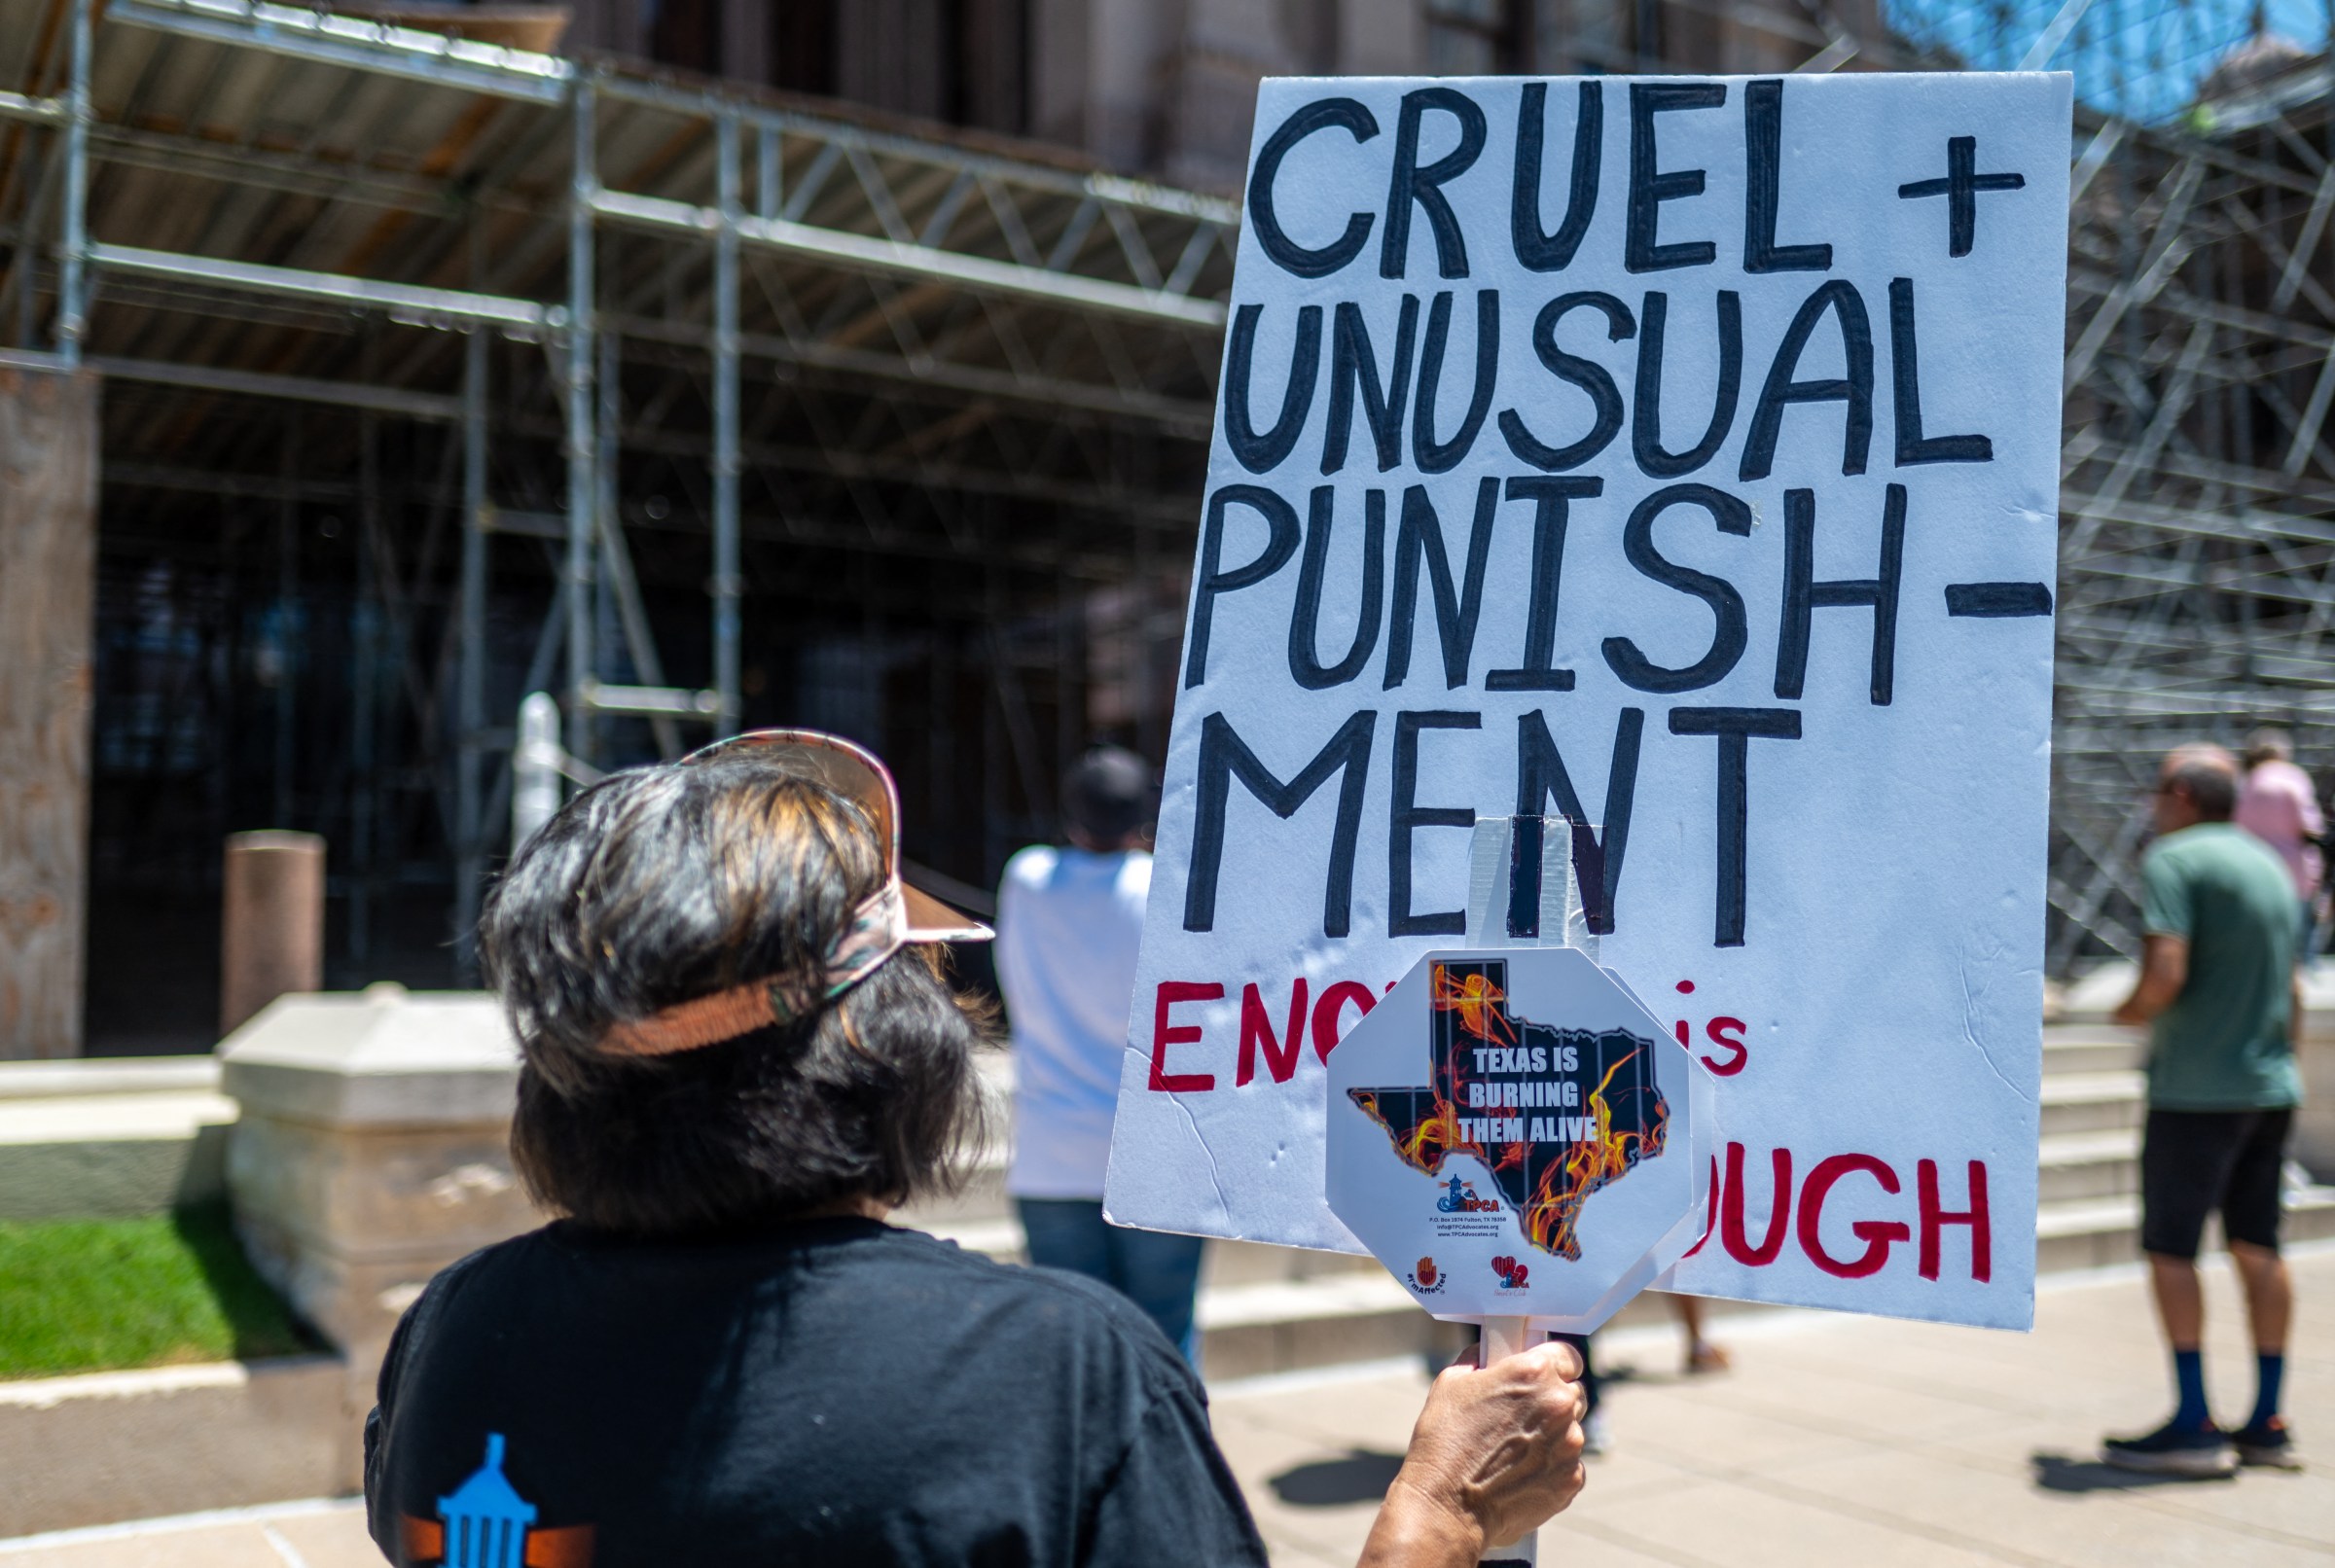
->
[1581, 1409, 1612, 1458]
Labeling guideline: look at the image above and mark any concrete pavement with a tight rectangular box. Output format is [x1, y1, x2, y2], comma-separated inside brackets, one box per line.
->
[1216, 1245, 2335, 1566]
[3, 1247, 2329, 1566]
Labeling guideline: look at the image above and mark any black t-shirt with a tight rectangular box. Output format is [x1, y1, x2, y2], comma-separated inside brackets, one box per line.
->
[364, 1217, 1269, 1567]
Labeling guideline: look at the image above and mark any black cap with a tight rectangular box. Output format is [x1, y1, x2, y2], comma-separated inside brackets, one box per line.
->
[1063, 745, 1157, 844]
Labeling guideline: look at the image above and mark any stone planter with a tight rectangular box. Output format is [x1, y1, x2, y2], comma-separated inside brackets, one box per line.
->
[221, 983, 541, 1367]
[216, 983, 547, 1500]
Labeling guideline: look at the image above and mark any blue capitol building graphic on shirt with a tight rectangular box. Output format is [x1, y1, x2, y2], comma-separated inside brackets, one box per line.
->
[437, 1433, 538, 1568]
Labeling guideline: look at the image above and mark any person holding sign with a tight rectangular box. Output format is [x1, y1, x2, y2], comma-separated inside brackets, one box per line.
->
[2105, 745, 2305, 1475]
[362, 732, 1591, 1566]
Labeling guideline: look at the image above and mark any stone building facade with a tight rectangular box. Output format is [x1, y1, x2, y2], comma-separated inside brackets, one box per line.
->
[550, 0, 1889, 193]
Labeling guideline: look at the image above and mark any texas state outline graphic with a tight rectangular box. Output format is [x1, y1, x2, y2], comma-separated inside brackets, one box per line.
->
[1347, 957, 1669, 1261]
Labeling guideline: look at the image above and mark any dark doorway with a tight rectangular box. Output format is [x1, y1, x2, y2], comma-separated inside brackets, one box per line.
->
[773, 0, 838, 95]
[651, 0, 723, 74]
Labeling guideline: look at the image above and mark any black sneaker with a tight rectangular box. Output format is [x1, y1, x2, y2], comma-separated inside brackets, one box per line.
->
[2102, 1417, 2238, 1478]
[2231, 1417, 2304, 1471]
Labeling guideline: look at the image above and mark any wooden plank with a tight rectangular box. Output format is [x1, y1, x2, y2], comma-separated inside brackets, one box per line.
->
[0, 367, 96, 1058]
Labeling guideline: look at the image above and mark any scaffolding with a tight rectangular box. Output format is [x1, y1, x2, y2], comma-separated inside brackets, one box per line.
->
[2050, 78, 2335, 970]
[0, 0, 1233, 1016]
[1883, 0, 2335, 967]
[2, 0, 2330, 1031]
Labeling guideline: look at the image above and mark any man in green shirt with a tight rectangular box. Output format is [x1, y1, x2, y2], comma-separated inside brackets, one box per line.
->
[2102, 745, 2304, 1476]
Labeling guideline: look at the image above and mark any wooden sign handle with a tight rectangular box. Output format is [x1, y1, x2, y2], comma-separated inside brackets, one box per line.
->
[1476, 1314, 1539, 1566]
[1463, 820, 1595, 1564]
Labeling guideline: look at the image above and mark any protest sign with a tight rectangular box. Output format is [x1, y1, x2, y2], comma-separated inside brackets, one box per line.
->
[1103, 71, 2071, 1331]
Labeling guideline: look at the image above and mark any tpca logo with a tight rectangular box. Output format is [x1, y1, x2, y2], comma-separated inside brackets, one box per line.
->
[398, 1433, 594, 1567]
[1436, 1174, 1501, 1214]
[1491, 1255, 1532, 1292]
[1406, 1255, 1447, 1295]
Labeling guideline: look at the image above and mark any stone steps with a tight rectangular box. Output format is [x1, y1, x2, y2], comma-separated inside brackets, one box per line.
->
[1197, 1273, 1473, 1380]
[2041, 1033, 2147, 1075]
[916, 1209, 1789, 1378]
[913, 1027, 2335, 1379]
[2028, 1016, 2335, 1272]
[2062, 959, 2335, 1176]
[0, 1057, 234, 1221]
[924, 1186, 2335, 1381]
[2038, 1070, 2147, 1135]
[13, 1026, 2324, 1385]
[2037, 1128, 2139, 1203]
[0, 1057, 221, 1098]
[2036, 1185, 2335, 1272]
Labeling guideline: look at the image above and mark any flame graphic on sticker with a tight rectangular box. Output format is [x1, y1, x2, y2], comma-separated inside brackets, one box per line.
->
[1524, 1050, 1670, 1258]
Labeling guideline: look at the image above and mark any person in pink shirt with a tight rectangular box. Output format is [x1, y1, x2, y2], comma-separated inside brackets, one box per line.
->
[2236, 729, 2325, 961]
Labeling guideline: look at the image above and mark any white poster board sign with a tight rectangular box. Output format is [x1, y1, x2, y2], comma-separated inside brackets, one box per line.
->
[1105, 71, 2070, 1331]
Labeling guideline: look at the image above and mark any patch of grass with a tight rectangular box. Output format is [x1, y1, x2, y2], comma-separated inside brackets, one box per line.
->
[0, 1204, 318, 1380]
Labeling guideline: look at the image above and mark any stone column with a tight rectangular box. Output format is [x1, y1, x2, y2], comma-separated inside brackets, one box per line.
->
[222, 983, 540, 1435]
[0, 368, 97, 1059]
[220, 831, 325, 1036]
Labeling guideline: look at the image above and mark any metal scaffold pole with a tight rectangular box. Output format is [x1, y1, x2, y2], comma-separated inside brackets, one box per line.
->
[56, 0, 90, 362]
[595, 323, 620, 714]
[564, 73, 599, 770]
[351, 406, 378, 966]
[454, 326, 488, 977]
[713, 109, 742, 737]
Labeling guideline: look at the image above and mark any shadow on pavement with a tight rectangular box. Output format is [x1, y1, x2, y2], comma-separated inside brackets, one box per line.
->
[1269, 1449, 1405, 1507]
[2030, 1451, 2237, 1493]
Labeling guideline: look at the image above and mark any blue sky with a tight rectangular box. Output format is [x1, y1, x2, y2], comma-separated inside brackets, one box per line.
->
[1885, 0, 2332, 121]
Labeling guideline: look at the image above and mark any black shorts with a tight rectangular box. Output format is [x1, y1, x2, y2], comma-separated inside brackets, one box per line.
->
[2139, 1107, 2294, 1259]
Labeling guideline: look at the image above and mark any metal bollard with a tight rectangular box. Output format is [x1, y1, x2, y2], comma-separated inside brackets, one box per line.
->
[512, 693, 564, 852]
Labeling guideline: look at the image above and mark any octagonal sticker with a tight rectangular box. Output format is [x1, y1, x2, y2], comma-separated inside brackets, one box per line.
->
[1326, 946, 1712, 1332]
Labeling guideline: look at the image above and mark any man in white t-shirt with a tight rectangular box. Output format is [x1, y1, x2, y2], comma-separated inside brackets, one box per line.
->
[996, 746, 1204, 1361]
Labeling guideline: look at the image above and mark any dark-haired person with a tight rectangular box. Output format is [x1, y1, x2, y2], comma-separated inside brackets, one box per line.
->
[2103, 744, 2305, 1476]
[363, 731, 1587, 1566]
[995, 745, 1204, 1360]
